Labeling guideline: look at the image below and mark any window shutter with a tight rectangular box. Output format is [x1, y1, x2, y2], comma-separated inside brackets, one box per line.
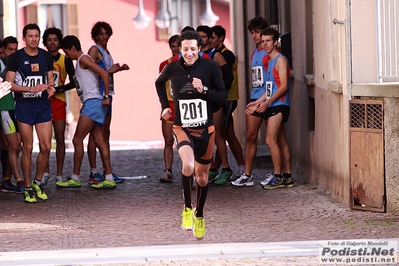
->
[67, 3, 79, 37]
[25, 4, 38, 24]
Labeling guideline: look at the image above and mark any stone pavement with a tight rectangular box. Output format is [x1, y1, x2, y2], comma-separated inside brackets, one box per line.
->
[0, 147, 398, 265]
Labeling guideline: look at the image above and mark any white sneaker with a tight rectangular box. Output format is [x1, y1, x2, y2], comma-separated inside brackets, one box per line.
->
[260, 172, 274, 186]
[231, 173, 254, 187]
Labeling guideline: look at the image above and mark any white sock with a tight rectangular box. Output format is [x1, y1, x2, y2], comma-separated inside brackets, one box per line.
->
[71, 174, 80, 181]
[90, 168, 97, 174]
[105, 174, 113, 182]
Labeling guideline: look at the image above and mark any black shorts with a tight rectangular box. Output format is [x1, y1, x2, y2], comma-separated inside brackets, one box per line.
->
[211, 102, 222, 113]
[173, 125, 215, 165]
[222, 100, 237, 127]
[248, 99, 266, 118]
[264, 105, 290, 122]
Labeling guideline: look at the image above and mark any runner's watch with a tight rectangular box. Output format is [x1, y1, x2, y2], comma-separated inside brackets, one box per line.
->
[104, 95, 109, 99]
[201, 86, 208, 95]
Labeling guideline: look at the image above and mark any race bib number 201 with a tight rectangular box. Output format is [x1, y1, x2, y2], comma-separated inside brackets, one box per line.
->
[179, 99, 208, 127]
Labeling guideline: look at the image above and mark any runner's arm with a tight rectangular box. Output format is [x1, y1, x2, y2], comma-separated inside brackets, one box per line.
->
[55, 57, 75, 92]
[155, 64, 170, 110]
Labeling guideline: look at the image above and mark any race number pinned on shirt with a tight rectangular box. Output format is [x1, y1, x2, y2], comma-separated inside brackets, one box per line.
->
[53, 71, 60, 87]
[73, 76, 83, 97]
[22, 75, 43, 98]
[252, 66, 264, 88]
[179, 98, 208, 127]
[266, 81, 272, 100]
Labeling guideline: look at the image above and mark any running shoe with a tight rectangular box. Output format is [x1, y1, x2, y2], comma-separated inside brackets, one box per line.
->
[260, 172, 274, 186]
[181, 207, 193, 231]
[90, 180, 116, 189]
[231, 173, 254, 187]
[41, 172, 51, 186]
[16, 181, 25, 194]
[230, 170, 243, 182]
[56, 178, 81, 188]
[263, 175, 285, 190]
[112, 173, 125, 183]
[88, 172, 104, 185]
[31, 180, 48, 200]
[24, 188, 37, 203]
[193, 213, 206, 240]
[159, 170, 173, 183]
[284, 176, 295, 188]
[1, 180, 17, 193]
[214, 169, 233, 185]
[208, 169, 219, 183]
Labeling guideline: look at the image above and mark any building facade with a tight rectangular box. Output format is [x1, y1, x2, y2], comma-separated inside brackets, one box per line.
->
[231, 0, 399, 215]
[2, 0, 398, 214]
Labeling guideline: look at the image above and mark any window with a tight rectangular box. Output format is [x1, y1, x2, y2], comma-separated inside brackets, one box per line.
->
[377, 0, 399, 82]
[156, 0, 198, 40]
[22, 1, 80, 116]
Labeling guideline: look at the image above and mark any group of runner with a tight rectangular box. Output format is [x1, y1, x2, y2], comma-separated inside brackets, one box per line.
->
[0, 21, 129, 203]
[0, 16, 293, 241]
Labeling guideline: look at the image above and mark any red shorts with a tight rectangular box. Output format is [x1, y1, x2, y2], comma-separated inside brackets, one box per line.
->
[160, 101, 175, 123]
[50, 97, 67, 120]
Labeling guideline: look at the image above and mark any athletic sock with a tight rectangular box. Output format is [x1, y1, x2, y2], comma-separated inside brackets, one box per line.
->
[71, 174, 80, 181]
[104, 174, 113, 182]
[195, 183, 208, 218]
[167, 168, 172, 174]
[283, 173, 292, 178]
[90, 168, 97, 175]
[209, 168, 217, 172]
[34, 178, 41, 185]
[181, 173, 192, 209]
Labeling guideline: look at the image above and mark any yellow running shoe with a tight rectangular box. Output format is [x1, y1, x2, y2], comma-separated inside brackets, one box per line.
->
[193, 213, 206, 240]
[31, 180, 48, 200]
[56, 179, 81, 188]
[90, 179, 116, 189]
[24, 188, 37, 203]
[181, 207, 193, 231]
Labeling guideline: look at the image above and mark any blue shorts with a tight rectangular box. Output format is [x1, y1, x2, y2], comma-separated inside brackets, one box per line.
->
[81, 99, 107, 126]
[15, 100, 52, 125]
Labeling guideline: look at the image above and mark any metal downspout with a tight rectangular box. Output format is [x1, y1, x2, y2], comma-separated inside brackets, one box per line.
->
[346, 0, 352, 99]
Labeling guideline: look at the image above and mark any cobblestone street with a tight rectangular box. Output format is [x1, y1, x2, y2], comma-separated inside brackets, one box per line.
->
[0, 148, 398, 265]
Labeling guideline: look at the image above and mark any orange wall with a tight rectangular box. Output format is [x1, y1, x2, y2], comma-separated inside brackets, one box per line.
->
[17, 0, 230, 144]
[73, 0, 230, 143]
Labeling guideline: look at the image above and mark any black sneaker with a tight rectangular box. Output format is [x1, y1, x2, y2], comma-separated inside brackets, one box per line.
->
[263, 175, 285, 190]
[284, 177, 295, 188]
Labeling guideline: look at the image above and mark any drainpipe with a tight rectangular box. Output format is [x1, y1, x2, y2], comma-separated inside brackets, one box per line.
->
[333, 0, 352, 99]
[345, 0, 352, 99]
[270, 0, 278, 30]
